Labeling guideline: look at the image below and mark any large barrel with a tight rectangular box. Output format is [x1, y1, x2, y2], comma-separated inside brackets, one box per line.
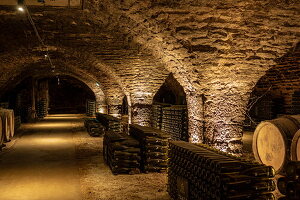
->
[291, 130, 300, 161]
[252, 115, 300, 173]
[0, 110, 10, 141]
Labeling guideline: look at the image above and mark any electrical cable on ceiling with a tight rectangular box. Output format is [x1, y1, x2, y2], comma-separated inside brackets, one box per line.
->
[19, 1, 55, 72]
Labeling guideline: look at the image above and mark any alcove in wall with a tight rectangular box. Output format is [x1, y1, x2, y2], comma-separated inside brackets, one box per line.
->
[152, 73, 188, 141]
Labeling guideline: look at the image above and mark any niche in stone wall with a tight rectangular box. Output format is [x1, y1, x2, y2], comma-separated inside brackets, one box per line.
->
[242, 43, 300, 157]
[121, 96, 128, 115]
[153, 73, 186, 105]
[244, 43, 300, 131]
[152, 73, 188, 141]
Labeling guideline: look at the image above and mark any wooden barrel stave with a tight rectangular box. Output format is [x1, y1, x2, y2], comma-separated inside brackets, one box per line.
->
[0, 110, 10, 141]
[0, 109, 15, 141]
[291, 130, 300, 161]
[0, 117, 3, 148]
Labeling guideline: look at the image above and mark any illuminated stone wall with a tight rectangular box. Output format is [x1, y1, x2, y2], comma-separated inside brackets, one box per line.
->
[94, 0, 299, 154]
[0, 0, 299, 154]
[131, 104, 152, 126]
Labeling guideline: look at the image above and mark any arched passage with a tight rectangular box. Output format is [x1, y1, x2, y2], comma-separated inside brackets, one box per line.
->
[152, 73, 189, 141]
[1, 74, 98, 120]
[245, 42, 300, 130]
[47, 76, 96, 114]
[242, 43, 300, 157]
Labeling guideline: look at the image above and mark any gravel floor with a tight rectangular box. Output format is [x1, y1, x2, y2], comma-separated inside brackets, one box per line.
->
[72, 122, 170, 200]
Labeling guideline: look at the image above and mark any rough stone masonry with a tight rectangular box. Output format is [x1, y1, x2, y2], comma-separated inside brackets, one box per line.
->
[0, 0, 299, 154]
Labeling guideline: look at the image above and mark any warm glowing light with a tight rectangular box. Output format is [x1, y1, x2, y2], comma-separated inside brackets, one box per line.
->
[32, 137, 66, 145]
[46, 114, 84, 119]
[17, 6, 24, 12]
[110, 114, 121, 119]
[135, 92, 152, 95]
[98, 108, 105, 113]
[34, 122, 71, 128]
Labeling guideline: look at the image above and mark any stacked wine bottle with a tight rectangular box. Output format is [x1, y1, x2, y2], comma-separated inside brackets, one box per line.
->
[129, 124, 170, 173]
[84, 118, 105, 137]
[96, 113, 122, 133]
[86, 100, 96, 117]
[161, 105, 188, 141]
[151, 104, 165, 129]
[37, 99, 47, 118]
[277, 161, 300, 200]
[168, 141, 276, 200]
[103, 131, 141, 175]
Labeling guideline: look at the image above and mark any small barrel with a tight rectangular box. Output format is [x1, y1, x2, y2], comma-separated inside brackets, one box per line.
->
[252, 115, 300, 173]
[0, 110, 10, 141]
[291, 130, 300, 161]
[6, 109, 15, 138]
[0, 117, 3, 147]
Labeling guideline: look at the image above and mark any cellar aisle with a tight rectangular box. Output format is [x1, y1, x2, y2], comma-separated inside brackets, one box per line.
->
[0, 114, 82, 200]
[0, 114, 169, 200]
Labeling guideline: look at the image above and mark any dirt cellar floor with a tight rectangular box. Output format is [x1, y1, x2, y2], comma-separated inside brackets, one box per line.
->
[0, 115, 170, 200]
[72, 117, 170, 200]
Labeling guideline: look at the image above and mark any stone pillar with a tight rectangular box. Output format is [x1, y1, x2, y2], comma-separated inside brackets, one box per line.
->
[37, 79, 49, 116]
[131, 104, 152, 127]
[29, 78, 37, 120]
[186, 92, 205, 143]
[95, 95, 108, 114]
[204, 87, 249, 155]
[97, 104, 108, 114]
[108, 105, 122, 119]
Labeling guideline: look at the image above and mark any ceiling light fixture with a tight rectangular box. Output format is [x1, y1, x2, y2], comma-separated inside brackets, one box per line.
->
[17, 6, 25, 12]
[17, 0, 25, 12]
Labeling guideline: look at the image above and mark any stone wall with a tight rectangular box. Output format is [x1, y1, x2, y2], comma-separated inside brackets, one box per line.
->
[0, 0, 299, 153]
[248, 42, 300, 118]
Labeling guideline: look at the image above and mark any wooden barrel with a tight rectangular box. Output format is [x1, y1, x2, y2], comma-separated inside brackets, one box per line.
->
[0, 117, 3, 147]
[252, 115, 300, 173]
[0, 110, 10, 141]
[6, 109, 15, 138]
[291, 130, 300, 161]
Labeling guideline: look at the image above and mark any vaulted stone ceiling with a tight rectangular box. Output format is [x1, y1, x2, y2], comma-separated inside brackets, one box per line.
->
[0, 0, 299, 153]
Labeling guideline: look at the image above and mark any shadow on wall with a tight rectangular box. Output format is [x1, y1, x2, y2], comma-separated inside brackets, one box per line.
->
[153, 73, 187, 105]
[244, 43, 300, 131]
[48, 76, 96, 114]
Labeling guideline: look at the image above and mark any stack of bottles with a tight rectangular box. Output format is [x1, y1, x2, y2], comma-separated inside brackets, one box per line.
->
[161, 105, 188, 141]
[130, 124, 170, 173]
[277, 161, 300, 200]
[96, 113, 122, 133]
[292, 91, 300, 114]
[14, 115, 21, 130]
[86, 100, 96, 117]
[103, 131, 141, 175]
[168, 141, 276, 200]
[151, 104, 165, 129]
[84, 118, 105, 137]
[37, 99, 47, 118]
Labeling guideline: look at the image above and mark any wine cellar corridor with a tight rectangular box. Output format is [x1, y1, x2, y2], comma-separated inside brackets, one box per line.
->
[0, 0, 299, 200]
[0, 114, 169, 200]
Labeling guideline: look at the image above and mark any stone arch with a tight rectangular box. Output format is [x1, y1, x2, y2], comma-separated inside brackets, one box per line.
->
[0, 63, 106, 105]
[84, 0, 299, 148]
[244, 42, 300, 130]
